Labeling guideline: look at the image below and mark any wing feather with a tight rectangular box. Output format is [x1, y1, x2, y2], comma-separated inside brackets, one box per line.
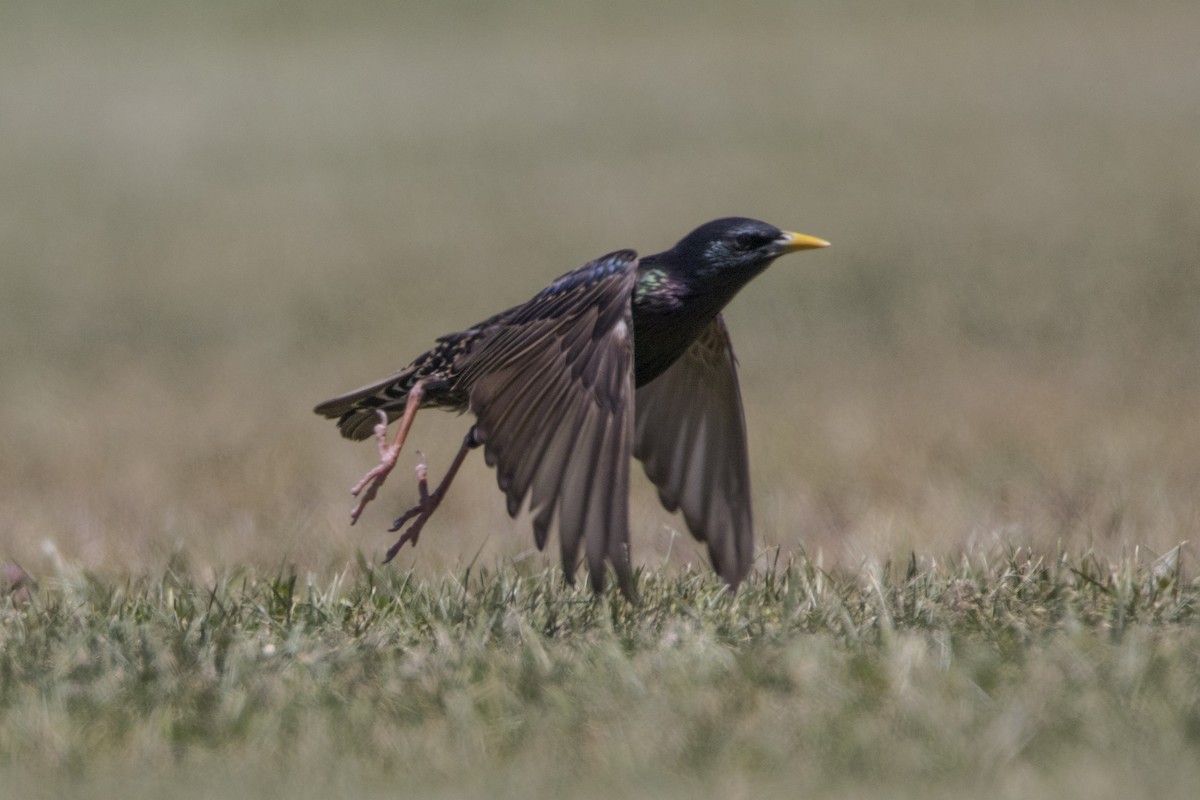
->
[462, 250, 638, 594]
[633, 315, 754, 588]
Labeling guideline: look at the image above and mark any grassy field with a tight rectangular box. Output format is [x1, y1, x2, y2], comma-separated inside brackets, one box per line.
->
[2, 0, 1199, 796]
[3, 552, 1198, 799]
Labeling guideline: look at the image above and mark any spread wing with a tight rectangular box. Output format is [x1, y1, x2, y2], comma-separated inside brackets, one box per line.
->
[633, 314, 753, 588]
[459, 250, 639, 596]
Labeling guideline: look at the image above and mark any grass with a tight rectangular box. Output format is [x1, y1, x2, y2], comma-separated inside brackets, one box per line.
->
[2, 0, 1200, 796]
[3, 549, 1198, 799]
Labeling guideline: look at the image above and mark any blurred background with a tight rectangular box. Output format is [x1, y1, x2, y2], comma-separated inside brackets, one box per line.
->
[2, 0, 1197, 579]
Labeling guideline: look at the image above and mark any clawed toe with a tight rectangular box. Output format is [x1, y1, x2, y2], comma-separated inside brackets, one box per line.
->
[383, 508, 434, 562]
[388, 455, 430, 530]
[379, 428, 479, 563]
[344, 386, 426, 525]
[383, 459, 438, 560]
[348, 453, 399, 524]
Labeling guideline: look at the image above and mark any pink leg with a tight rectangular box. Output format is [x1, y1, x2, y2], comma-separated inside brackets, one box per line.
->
[348, 381, 426, 525]
[383, 428, 479, 562]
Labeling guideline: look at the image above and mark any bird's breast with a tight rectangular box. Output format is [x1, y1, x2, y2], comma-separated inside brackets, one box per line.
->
[631, 303, 718, 387]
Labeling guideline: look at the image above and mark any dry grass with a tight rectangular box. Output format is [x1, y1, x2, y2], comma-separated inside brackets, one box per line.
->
[2, 1, 1198, 579]
[1, 2, 1198, 794]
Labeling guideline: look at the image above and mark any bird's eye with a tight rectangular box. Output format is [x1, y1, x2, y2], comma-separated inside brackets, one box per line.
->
[732, 233, 765, 251]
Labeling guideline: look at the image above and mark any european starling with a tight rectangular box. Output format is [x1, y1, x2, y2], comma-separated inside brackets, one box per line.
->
[315, 217, 829, 596]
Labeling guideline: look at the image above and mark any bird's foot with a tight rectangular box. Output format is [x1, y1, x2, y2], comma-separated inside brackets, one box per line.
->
[347, 382, 427, 525]
[348, 411, 400, 524]
[383, 457, 442, 561]
[380, 428, 479, 563]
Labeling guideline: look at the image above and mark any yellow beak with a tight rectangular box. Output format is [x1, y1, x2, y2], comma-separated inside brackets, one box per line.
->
[778, 231, 831, 252]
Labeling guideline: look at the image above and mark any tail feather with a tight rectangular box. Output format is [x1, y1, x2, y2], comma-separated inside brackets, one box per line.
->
[313, 366, 416, 441]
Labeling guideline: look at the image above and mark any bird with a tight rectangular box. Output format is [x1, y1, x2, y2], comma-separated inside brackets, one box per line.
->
[314, 217, 829, 597]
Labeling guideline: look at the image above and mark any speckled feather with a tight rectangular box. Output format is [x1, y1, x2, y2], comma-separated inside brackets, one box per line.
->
[314, 250, 639, 436]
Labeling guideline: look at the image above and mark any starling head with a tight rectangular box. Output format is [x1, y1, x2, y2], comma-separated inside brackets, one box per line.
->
[668, 217, 830, 284]
[632, 217, 830, 386]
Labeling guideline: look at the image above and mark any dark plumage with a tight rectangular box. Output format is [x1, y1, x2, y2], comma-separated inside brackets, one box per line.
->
[315, 217, 829, 596]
